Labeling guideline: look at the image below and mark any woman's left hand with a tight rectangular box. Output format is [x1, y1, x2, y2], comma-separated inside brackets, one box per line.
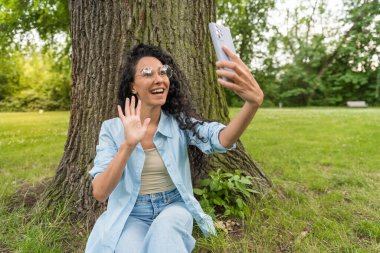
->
[216, 46, 264, 107]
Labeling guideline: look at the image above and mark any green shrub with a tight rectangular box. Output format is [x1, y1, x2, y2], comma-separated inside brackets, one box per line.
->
[194, 169, 259, 219]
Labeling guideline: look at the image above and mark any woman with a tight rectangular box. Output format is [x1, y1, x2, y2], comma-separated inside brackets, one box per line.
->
[85, 43, 263, 253]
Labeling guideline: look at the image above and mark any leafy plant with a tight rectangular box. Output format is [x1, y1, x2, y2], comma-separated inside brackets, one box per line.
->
[194, 169, 259, 219]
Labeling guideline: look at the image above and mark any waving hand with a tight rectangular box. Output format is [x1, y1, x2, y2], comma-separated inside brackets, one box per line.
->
[117, 96, 151, 147]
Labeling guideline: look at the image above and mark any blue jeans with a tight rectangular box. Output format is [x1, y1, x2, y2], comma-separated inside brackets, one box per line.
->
[115, 188, 196, 253]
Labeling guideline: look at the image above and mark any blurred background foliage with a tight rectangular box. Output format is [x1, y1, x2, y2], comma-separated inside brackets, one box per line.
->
[0, 0, 70, 111]
[0, 0, 379, 111]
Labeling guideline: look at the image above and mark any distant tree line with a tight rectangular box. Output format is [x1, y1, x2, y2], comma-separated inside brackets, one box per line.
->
[0, 0, 379, 111]
[222, 0, 380, 107]
[0, 48, 71, 111]
[0, 0, 70, 111]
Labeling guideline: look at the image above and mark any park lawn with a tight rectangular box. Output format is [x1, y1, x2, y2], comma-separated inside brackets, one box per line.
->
[0, 108, 379, 252]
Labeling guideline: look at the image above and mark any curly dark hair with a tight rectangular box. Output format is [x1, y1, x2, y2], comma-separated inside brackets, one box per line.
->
[118, 43, 208, 181]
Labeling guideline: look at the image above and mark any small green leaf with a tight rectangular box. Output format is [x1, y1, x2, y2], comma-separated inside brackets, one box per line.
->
[240, 177, 252, 185]
[213, 197, 225, 206]
[236, 198, 244, 209]
[200, 179, 211, 187]
[247, 189, 260, 194]
[210, 180, 220, 191]
[193, 188, 203, 195]
[224, 173, 233, 177]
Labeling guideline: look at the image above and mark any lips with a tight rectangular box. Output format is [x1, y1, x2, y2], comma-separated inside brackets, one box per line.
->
[151, 88, 164, 94]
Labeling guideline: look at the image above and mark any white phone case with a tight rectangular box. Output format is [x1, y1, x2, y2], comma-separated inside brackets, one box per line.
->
[209, 23, 237, 80]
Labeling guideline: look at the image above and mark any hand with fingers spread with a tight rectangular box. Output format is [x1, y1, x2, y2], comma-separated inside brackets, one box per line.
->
[216, 46, 264, 107]
[117, 96, 151, 147]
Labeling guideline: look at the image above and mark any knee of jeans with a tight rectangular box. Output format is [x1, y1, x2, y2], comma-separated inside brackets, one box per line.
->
[157, 203, 194, 233]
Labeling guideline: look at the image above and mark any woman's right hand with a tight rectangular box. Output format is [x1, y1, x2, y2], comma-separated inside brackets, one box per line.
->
[117, 96, 151, 147]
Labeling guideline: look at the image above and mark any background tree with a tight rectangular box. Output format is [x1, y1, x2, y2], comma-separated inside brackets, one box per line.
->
[217, 0, 275, 107]
[320, 0, 380, 105]
[0, 0, 70, 53]
[262, 0, 380, 106]
[0, 0, 71, 111]
[40, 0, 271, 219]
[2, 0, 377, 110]
[0, 48, 71, 111]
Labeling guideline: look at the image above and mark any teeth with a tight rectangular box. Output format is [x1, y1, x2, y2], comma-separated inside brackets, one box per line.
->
[151, 89, 164, 94]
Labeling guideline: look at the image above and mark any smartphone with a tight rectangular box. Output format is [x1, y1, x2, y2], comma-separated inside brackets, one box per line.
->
[209, 22, 237, 82]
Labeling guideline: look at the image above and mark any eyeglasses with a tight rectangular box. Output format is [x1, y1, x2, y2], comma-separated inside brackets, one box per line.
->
[136, 65, 173, 79]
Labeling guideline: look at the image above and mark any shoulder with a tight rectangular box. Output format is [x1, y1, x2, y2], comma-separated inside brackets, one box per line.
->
[100, 117, 123, 133]
[102, 117, 122, 127]
[98, 117, 124, 144]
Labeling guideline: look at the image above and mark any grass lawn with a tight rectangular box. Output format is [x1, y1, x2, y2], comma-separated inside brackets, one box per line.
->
[1, 108, 379, 252]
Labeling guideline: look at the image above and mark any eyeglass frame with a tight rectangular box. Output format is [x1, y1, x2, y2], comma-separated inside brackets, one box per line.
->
[135, 64, 173, 79]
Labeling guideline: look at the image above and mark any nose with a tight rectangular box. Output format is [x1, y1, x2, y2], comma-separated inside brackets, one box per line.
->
[154, 72, 164, 84]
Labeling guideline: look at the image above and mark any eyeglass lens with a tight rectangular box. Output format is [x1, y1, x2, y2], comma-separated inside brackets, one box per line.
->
[141, 65, 172, 78]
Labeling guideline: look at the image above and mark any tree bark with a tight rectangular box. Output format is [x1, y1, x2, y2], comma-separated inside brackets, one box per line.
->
[44, 0, 271, 218]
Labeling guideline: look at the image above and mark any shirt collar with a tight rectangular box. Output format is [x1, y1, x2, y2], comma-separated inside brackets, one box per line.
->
[156, 110, 173, 138]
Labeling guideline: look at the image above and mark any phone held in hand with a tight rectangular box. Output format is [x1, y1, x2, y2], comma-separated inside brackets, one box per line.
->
[209, 23, 237, 82]
[209, 23, 236, 61]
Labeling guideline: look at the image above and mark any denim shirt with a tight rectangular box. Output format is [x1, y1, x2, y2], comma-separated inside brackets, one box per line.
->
[85, 111, 235, 252]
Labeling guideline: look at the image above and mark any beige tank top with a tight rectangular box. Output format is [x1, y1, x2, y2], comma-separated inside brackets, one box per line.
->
[139, 148, 176, 195]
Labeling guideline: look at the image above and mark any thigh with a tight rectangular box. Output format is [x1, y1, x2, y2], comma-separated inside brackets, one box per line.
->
[155, 201, 194, 233]
[141, 201, 195, 253]
[115, 216, 149, 253]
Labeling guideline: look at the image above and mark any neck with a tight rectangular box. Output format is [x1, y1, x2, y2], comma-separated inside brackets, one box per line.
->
[140, 105, 161, 126]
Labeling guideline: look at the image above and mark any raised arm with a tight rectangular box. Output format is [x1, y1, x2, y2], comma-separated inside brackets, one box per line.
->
[92, 97, 150, 202]
[216, 46, 264, 148]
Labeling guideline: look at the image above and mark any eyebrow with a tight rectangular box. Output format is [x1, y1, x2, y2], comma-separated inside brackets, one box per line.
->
[140, 65, 164, 70]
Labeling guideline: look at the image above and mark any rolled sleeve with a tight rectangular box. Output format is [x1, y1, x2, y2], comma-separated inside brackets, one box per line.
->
[89, 121, 118, 179]
[186, 120, 236, 154]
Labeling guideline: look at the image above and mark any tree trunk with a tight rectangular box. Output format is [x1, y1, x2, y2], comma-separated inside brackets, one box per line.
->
[44, 0, 271, 218]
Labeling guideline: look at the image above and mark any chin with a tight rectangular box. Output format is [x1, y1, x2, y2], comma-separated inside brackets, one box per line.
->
[146, 99, 167, 108]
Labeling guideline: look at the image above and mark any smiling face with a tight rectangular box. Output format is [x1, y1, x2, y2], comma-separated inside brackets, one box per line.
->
[132, 56, 171, 110]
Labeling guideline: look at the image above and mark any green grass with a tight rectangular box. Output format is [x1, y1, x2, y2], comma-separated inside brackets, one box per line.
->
[0, 112, 73, 252]
[0, 112, 69, 198]
[1, 109, 380, 252]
